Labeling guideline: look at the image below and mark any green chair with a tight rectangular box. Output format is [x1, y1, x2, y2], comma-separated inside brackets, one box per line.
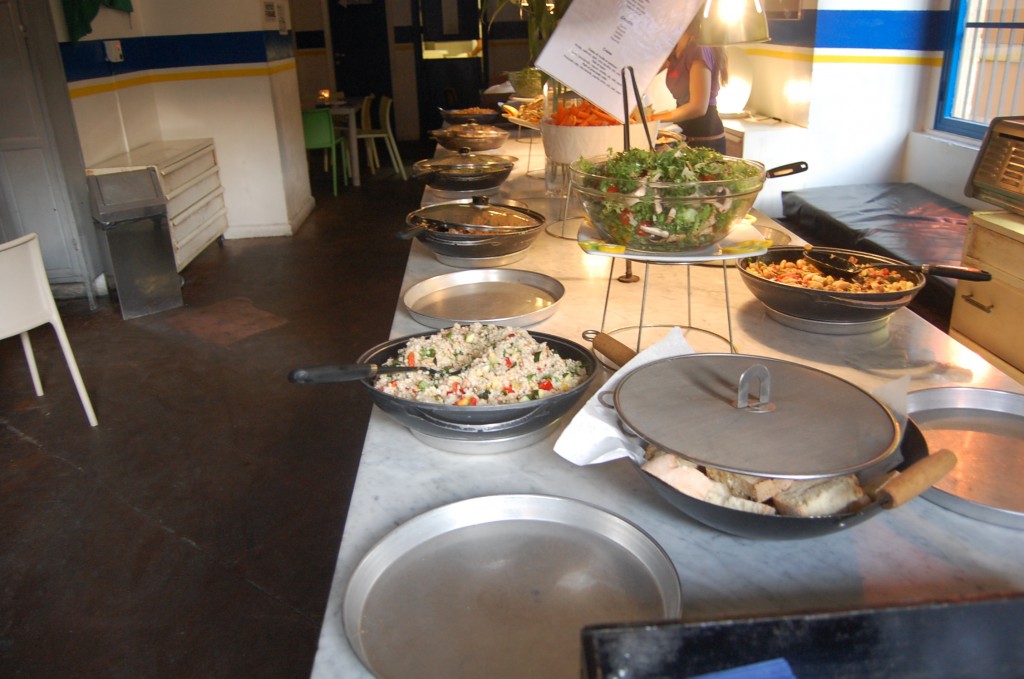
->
[303, 108, 349, 195]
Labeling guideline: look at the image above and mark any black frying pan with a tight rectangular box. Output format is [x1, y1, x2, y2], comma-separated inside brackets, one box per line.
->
[292, 330, 597, 441]
[585, 331, 956, 539]
[738, 246, 926, 323]
[636, 420, 954, 540]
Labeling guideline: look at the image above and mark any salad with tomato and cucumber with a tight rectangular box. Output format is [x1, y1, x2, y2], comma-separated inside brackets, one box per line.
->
[571, 147, 765, 253]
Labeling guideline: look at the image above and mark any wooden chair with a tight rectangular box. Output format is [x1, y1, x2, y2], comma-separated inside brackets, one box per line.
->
[0, 233, 98, 426]
[302, 108, 349, 195]
[356, 95, 407, 180]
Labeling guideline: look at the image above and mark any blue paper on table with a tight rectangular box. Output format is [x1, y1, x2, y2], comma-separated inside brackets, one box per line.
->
[689, 658, 797, 679]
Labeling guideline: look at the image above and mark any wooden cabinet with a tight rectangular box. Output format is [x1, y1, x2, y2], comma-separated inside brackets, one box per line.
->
[950, 211, 1024, 383]
[87, 139, 228, 271]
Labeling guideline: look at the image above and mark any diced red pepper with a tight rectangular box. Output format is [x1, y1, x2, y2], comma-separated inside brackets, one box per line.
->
[538, 379, 553, 390]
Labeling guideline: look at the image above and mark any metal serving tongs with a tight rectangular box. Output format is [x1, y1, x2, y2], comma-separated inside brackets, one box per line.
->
[616, 66, 656, 281]
[620, 65, 655, 152]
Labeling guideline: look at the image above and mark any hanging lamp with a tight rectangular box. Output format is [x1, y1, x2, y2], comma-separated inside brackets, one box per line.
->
[699, 0, 770, 45]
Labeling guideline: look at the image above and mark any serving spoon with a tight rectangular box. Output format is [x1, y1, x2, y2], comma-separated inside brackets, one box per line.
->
[802, 245, 992, 281]
[288, 363, 464, 384]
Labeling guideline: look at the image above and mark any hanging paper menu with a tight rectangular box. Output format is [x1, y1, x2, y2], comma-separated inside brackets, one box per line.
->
[535, 0, 703, 121]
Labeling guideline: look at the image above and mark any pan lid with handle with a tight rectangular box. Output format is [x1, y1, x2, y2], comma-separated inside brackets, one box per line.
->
[612, 353, 900, 479]
[406, 196, 544, 235]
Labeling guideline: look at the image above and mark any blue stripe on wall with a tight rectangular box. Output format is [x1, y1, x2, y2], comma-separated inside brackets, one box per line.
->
[764, 10, 949, 51]
[61, 31, 294, 83]
[815, 10, 948, 51]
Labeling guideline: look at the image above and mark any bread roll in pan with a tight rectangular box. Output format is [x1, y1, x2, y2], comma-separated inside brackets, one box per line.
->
[635, 420, 949, 540]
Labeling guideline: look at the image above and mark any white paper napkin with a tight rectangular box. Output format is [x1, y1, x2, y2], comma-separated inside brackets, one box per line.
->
[554, 327, 694, 466]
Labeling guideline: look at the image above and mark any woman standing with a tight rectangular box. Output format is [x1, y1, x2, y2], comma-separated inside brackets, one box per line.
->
[651, 16, 729, 153]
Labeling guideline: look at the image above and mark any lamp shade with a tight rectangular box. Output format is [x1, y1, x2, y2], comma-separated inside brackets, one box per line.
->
[699, 0, 770, 45]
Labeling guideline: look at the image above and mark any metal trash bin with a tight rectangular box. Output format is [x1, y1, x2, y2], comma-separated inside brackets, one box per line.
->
[87, 168, 183, 319]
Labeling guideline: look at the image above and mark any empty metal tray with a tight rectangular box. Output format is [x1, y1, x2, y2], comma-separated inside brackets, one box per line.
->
[403, 269, 564, 328]
[908, 386, 1024, 529]
[343, 494, 681, 679]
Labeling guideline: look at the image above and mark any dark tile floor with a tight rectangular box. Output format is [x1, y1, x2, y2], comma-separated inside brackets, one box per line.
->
[0, 141, 432, 678]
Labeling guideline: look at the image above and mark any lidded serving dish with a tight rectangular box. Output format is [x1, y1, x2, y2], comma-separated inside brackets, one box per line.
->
[604, 352, 950, 540]
[412, 149, 518, 193]
[439, 107, 502, 125]
[431, 123, 510, 152]
[404, 196, 546, 267]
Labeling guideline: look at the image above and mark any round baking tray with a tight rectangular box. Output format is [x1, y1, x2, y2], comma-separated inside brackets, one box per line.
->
[343, 494, 681, 679]
[411, 419, 559, 453]
[907, 386, 1024, 530]
[434, 249, 528, 268]
[403, 269, 564, 328]
[765, 307, 891, 335]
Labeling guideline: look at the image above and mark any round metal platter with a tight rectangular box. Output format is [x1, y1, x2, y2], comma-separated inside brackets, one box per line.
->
[343, 494, 681, 679]
[410, 419, 559, 453]
[434, 249, 528, 268]
[403, 269, 564, 328]
[907, 387, 1024, 529]
[576, 224, 767, 262]
[613, 353, 900, 478]
[765, 307, 891, 335]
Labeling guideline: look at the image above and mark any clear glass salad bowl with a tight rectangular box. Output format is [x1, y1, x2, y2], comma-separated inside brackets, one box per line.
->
[569, 151, 766, 254]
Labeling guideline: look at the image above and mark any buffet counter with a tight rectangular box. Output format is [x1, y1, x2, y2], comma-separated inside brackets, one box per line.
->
[310, 132, 1024, 678]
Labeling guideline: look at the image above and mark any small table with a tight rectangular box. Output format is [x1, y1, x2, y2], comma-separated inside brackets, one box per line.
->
[329, 98, 363, 187]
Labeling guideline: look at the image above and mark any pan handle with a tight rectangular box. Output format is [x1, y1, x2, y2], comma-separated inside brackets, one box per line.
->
[584, 330, 638, 369]
[766, 161, 808, 179]
[877, 448, 957, 509]
[289, 365, 378, 383]
[919, 264, 992, 281]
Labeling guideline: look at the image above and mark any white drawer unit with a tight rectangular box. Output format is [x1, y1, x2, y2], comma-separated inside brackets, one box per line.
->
[950, 211, 1024, 383]
[87, 138, 228, 271]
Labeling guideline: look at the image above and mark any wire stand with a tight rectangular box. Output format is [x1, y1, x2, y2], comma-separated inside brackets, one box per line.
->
[595, 255, 737, 369]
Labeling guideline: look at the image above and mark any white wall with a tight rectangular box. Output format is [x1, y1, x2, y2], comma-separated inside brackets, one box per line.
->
[55, 0, 313, 239]
[734, 0, 983, 210]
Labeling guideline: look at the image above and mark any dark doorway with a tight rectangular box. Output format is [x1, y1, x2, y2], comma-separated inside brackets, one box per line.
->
[411, 0, 486, 137]
[330, 0, 393, 101]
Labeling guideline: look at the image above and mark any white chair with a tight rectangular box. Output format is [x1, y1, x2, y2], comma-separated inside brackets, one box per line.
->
[356, 95, 407, 180]
[0, 233, 98, 426]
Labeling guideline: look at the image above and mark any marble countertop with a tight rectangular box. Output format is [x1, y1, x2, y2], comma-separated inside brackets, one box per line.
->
[310, 133, 1024, 678]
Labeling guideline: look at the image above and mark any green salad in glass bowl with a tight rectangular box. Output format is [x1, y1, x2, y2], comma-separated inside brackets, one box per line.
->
[569, 147, 765, 254]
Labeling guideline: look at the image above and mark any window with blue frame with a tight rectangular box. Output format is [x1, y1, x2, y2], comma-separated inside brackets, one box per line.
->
[936, 0, 1024, 139]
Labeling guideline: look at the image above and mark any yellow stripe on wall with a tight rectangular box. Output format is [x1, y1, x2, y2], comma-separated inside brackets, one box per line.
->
[813, 54, 943, 67]
[69, 61, 296, 99]
[744, 48, 941, 67]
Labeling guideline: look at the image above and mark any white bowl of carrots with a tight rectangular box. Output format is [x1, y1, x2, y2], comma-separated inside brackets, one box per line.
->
[541, 101, 654, 165]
